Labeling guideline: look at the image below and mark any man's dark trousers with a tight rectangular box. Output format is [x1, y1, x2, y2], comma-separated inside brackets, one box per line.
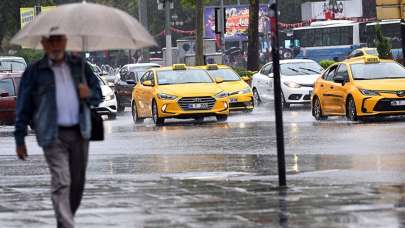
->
[43, 126, 89, 228]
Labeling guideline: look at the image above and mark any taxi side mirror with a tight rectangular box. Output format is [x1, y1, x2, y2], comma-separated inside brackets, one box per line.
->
[241, 76, 250, 82]
[215, 77, 224, 83]
[334, 75, 346, 85]
[142, 80, 153, 86]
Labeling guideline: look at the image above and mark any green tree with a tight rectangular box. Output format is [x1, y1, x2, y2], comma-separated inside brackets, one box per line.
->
[375, 23, 392, 59]
[247, 0, 259, 71]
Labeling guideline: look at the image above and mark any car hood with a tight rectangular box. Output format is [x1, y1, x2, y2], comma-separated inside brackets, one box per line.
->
[158, 83, 223, 97]
[218, 80, 249, 92]
[281, 74, 321, 85]
[354, 79, 405, 90]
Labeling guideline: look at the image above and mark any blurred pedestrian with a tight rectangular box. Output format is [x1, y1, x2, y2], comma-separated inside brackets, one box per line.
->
[14, 35, 102, 228]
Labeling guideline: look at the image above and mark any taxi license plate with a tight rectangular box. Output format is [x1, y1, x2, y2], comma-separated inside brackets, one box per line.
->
[230, 98, 238, 103]
[188, 103, 208, 109]
[391, 100, 405, 106]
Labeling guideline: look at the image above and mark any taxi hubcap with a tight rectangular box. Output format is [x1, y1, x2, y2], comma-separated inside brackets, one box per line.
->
[349, 99, 355, 119]
[152, 103, 158, 122]
[314, 99, 321, 118]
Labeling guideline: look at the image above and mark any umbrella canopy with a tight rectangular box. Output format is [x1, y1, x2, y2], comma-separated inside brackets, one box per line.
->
[11, 2, 156, 52]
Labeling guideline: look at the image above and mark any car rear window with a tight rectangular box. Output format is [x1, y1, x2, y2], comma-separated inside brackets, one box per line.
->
[0, 79, 15, 96]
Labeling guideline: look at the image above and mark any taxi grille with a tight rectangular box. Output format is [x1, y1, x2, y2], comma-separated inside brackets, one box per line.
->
[373, 99, 405, 112]
[178, 97, 216, 111]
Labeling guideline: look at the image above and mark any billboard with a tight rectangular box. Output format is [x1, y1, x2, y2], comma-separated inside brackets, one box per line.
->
[20, 8, 35, 28]
[301, 0, 363, 20]
[20, 6, 56, 29]
[204, 5, 270, 42]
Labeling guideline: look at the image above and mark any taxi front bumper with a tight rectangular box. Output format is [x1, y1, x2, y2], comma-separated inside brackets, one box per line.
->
[358, 94, 405, 116]
[228, 92, 254, 111]
[156, 97, 229, 118]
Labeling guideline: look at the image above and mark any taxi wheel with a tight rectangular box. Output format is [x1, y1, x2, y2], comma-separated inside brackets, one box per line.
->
[132, 102, 144, 124]
[152, 101, 165, 126]
[346, 96, 358, 121]
[313, 97, 327, 120]
[253, 88, 261, 106]
[216, 115, 228, 122]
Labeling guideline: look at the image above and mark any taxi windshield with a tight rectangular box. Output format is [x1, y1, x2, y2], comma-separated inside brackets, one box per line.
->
[280, 62, 323, 76]
[350, 62, 405, 80]
[157, 69, 213, 85]
[208, 68, 240, 81]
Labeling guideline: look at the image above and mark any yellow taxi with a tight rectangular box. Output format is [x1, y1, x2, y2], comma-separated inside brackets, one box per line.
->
[131, 64, 229, 125]
[347, 48, 378, 60]
[198, 64, 254, 112]
[312, 55, 405, 121]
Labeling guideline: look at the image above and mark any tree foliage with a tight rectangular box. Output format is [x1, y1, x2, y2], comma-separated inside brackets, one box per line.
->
[375, 24, 392, 59]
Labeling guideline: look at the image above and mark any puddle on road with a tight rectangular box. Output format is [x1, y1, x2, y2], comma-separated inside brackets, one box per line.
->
[85, 153, 405, 177]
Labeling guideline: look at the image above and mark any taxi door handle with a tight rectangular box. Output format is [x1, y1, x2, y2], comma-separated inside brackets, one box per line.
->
[330, 86, 334, 89]
[320, 84, 324, 88]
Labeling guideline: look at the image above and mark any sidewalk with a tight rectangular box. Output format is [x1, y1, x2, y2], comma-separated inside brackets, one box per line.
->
[1, 153, 405, 227]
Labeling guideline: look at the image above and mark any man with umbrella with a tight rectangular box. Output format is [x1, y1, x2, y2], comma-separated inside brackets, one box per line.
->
[15, 34, 102, 228]
[11, 2, 156, 227]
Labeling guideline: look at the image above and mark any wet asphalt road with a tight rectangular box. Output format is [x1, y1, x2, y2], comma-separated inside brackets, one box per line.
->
[2, 103, 405, 227]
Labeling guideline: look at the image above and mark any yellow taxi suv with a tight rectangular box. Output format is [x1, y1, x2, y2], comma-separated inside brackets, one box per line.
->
[199, 64, 254, 112]
[131, 64, 229, 125]
[312, 56, 405, 121]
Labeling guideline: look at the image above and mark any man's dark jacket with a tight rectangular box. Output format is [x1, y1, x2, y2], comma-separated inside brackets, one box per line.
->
[14, 55, 102, 147]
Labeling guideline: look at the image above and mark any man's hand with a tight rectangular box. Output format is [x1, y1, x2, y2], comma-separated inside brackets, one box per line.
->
[16, 144, 28, 160]
[79, 83, 90, 99]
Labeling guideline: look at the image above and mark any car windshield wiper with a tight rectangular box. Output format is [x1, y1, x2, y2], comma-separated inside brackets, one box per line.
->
[380, 77, 405, 79]
[180, 82, 210, 84]
[298, 67, 320, 74]
[287, 67, 299, 72]
[287, 67, 310, 75]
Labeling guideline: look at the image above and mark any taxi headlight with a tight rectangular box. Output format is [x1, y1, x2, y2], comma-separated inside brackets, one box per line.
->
[283, 81, 301, 88]
[359, 88, 380, 96]
[215, 91, 228, 98]
[230, 87, 252, 95]
[157, 93, 177, 100]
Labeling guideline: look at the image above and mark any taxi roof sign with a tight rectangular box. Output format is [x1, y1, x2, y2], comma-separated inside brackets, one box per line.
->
[206, 64, 219, 70]
[364, 56, 380, 64]
[172, 64, 187, 70]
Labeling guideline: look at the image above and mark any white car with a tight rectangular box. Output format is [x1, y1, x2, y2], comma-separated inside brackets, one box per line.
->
[95, 75, 118, 119]
[251, 59, 323, 108]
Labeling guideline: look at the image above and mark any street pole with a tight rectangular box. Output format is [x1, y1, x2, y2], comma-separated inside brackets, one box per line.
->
[269, 2, 287, 187]
[165, 0, 172, 66]
[220, 0, 225, 63]
[401, 19, 405, 66]
[138, 0, 149, 62]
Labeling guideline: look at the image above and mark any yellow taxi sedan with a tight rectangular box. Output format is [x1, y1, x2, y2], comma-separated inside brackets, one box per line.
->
[199, 64, 254, 112]
[312, 56, 405, 121]
[131, 64, 229, 125]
